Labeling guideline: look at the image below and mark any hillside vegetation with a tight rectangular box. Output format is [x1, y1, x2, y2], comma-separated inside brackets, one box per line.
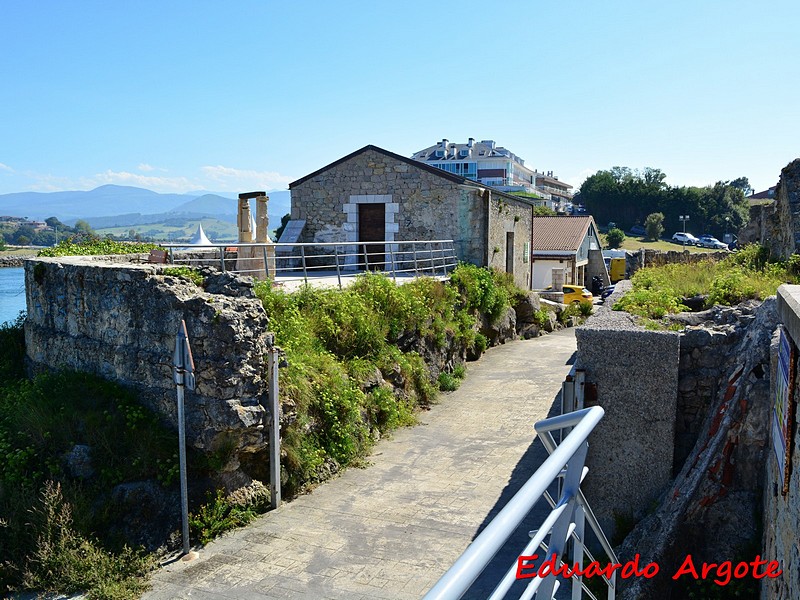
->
[255, 264, 524, 495]
[614, 245, 799, 320]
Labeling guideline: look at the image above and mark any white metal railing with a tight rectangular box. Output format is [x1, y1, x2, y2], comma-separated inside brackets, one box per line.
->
[159, 239, 458, 288]
[424, 406, 618, 600]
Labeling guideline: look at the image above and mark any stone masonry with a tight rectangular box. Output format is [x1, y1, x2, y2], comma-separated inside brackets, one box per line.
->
[24, 256, 273, 479]
[575, 281, 680, 537]
[290, 146, 536, 290]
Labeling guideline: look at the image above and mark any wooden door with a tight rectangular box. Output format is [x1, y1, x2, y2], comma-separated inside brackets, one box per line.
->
[358, 204, 385, 270]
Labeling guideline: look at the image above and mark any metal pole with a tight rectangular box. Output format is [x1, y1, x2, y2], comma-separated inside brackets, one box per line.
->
[220, 246, 226, 273]
[334, 247, 342, 289]
[268, 348, 281, 509]
[176, 380, 190, 555]
[413, 243, 419, 277]
[389, 244, 397, 283]
[300, 246, 308, 284]
[262, 245, 269, 281]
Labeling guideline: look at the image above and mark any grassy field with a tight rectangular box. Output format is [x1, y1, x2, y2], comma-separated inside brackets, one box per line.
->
[95, 218, 238, 243]
[602, 234, 723, 254]
[0, 247, 40, 257]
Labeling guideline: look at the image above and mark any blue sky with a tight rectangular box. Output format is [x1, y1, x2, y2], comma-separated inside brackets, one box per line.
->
[1, 0, 798, 197]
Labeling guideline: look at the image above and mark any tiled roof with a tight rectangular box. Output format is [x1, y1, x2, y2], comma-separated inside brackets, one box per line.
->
[532, 216, 595, 252]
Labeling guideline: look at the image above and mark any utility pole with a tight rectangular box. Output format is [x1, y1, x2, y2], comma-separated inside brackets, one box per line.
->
[679, 215, 690, 247]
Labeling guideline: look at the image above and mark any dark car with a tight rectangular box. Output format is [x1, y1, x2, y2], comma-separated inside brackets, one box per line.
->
[601, 285, 615, 300]
[629, 225, 646, 236]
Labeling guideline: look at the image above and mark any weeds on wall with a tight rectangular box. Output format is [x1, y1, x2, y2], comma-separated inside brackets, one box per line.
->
[614, 244, 797, 319]
[254, 264, 524, 496]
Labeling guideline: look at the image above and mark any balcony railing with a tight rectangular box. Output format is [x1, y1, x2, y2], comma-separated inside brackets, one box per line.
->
[160, 239, 458, 289]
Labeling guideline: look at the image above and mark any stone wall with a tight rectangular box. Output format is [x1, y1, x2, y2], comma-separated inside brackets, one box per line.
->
[290, 147, 535, 289]
[625, 248, 728, 277]
[24, 256, 273, 477]
[739, 158, 798, 259]
[763, 285, 800, 599]
[670, 305, 763, 472]
[575, 281, 681, 536]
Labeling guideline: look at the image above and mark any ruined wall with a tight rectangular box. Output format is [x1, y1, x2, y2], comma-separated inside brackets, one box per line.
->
[739, 159, 798, 259]
[763, 285, 800, 599]
[24, 256, 273, 468]
[625, 248, 728, 277]
[575, 281, 680, 536]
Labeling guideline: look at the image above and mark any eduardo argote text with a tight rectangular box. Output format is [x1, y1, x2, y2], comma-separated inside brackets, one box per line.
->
[516, 553, 782, 586]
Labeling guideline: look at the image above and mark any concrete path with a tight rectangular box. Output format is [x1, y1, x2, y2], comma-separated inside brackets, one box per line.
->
[144, 329, 577, 600]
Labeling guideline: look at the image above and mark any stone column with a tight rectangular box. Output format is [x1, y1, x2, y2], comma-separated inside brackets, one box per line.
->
[238, 199, 253, 243]
[255, 195, 269, 243]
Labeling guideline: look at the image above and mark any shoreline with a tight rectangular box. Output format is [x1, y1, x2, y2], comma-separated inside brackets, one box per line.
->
[0, 255, 35, 268]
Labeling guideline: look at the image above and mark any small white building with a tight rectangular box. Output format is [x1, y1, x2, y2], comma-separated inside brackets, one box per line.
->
[531, 215, 608, 289]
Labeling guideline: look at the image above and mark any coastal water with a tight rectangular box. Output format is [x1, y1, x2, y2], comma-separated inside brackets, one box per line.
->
[0, 267, 26, 325]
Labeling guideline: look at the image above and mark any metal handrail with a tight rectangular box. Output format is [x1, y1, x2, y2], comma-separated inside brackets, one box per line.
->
[424, 406, 617, 600]
[159, 239, 458, 288]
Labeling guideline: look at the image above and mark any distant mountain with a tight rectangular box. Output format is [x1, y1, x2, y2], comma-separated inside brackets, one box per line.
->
[0, 185, 292, 227]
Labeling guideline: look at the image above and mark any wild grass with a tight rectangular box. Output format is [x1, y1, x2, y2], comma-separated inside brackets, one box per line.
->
[614, 244, 797, 319]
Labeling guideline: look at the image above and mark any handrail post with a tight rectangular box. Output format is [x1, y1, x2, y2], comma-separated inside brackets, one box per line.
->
[220, 245, 226, 273]
[389, 244, 397, 283]
[413, 243, 419, 277]
[334, 246, 342, 289]
[427, 242, 434, 275]
[300, 246, 308, 284]
[262, 245, 270, 282]
[438, 242, 446, 278]
[168, 247, 175, 264]
[363, 243, 368, 272]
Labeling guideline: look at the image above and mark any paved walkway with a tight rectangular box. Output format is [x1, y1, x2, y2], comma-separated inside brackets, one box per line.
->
[144, 329, 577, 600]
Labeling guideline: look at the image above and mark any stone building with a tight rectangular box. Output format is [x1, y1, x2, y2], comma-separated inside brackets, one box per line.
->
[287, 145, 540, 290]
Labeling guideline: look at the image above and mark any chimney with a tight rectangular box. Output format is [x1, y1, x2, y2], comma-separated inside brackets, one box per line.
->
[441, 138, 449, 148]
[468, 137, 474, 147]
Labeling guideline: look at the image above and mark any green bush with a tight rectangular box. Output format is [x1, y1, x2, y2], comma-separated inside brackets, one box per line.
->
[644, 212, 665, 241]
[437, 372, 460, 391]
[161, 266, 204, 287]
[189, 489, 260, 545]
[38, 238, 159, 257]
[606, 228, 626, 249]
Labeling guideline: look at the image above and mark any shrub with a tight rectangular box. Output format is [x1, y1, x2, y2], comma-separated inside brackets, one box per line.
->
[19, 482, 155, 600]
[189, 489, 260, 546]
[38, 238, 159, 258]
[606, 228, 626, 249]
[161, 266, 204, 287]
[644, 212, 665, 241]
[438, 372, 460, 392]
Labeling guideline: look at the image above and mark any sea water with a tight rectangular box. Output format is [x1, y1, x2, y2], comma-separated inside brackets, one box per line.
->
[0, 267, 26, 325]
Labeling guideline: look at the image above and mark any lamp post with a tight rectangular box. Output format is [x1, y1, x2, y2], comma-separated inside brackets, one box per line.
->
[725, 216, 730, 242]
[679, 215, 689, 247]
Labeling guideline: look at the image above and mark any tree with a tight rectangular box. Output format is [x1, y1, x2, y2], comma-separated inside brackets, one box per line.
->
[74, 220, 94, 234]
[644, 212, 665, 241]
[274, 213, 291, 241]
[532, 205, 557, 216]
[606, 228, 626, 249]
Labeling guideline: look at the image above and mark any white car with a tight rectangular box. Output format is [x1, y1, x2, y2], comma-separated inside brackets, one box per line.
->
[672, 232, 699, 245]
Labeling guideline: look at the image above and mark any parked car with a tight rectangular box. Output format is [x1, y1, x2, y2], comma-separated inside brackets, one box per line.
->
[629, 225, 646, 236]
[562, 284, 593, 305]
[672, 232, 700, 245]
[696, 235, 728, 250]
[544, 284, 594, 305]
[601, 285, 615, 300]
